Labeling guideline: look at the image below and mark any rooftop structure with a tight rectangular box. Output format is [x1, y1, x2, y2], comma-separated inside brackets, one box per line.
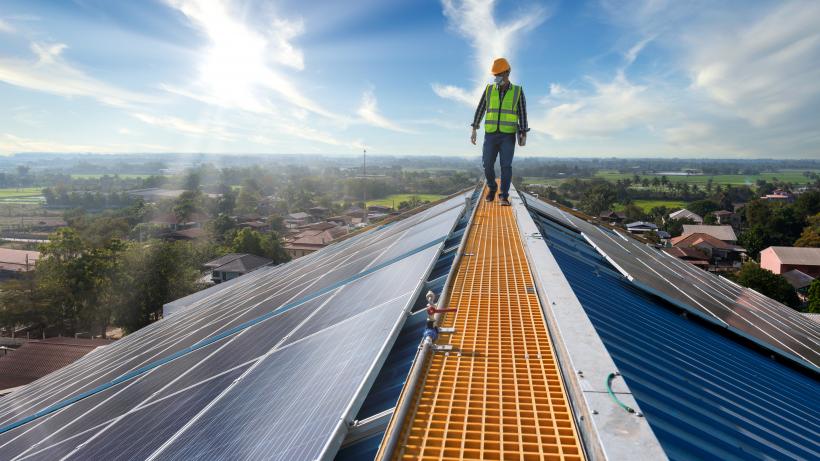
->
[668, 209, 703, 224]
[760, 246, 820, 277]
[681, 224, 737, 243]
[0, 338, 112, 392]
[0, 248, 40, 276]
[0, 184, 816, 461]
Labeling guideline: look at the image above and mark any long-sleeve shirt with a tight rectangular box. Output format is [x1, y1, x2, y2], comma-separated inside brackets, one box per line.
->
[471, 83, 529, 134]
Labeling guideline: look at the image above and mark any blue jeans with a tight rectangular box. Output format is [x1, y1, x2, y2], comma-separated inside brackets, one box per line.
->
[482, 132, 515, 198]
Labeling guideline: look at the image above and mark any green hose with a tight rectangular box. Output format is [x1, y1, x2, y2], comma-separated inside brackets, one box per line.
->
[606, 372, 636, 414]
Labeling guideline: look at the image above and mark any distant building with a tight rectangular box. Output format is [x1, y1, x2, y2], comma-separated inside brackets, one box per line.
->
[0, 337, 112, 394]
[308, 206, 330, 218]
[625, 221, 658, 234]
[285, 212, 313, 229]
[662, 246, 710, 268]
[127, 188, 188, 203]
[681, 224, 737, 243]
[781, 269, 815, 301]
[670, 232, 746, 269]
[0, 248, 40, 279]
[760, 246, 820, 277]
[150, 211, 209, 231]
[284, 223, 347, 259]
[164, 227, 206, 241]
[669, 209, 703, 224]
[238, 221, 270, 233]
[205, 253, 272, 283]
[367, 205, 393, 214]
[711, 210, 740, 228]
[599, 211, 626, 224]
[760, 189, 794, 203]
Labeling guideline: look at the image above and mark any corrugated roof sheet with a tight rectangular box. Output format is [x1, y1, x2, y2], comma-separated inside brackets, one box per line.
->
[766, 246, 820, 266]
[531, 211, 820, 461]
[0, 338, 112, 390]
[682, 224, 737, 242]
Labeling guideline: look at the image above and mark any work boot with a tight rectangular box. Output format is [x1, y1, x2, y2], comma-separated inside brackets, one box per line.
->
[499, 197, 511, 206]
[485, 190, 496, 202]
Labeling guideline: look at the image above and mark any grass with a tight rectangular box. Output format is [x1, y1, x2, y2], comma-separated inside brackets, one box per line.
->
[0, 188, 44, 204]
[594, 169, 820, 186]
[366, 193, 445, 209]
[613, 199, 687, 212]
[70, 173, 163, 179]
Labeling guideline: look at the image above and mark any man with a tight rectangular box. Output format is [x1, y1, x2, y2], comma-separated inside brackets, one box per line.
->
[470, 57, 529, 206]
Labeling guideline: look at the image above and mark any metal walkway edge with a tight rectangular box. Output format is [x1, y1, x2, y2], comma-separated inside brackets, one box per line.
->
[390, 184, 585, 460]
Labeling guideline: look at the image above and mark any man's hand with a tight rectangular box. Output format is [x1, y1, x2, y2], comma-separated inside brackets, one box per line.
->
[470, 128, 477, 145]
[518, 132, 527, 147]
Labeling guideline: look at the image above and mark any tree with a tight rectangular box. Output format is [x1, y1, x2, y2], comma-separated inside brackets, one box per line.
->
[579, 185, 616, 216]
[807, 280, 820, 313]
[733, 262, 800, 309]
[795, 213, 820, 247]
[231, 228, 290, 263]
[687, 200, 721, 218]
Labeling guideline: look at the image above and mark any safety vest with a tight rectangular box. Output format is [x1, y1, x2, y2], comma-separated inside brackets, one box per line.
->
[484, 83, 520, 134]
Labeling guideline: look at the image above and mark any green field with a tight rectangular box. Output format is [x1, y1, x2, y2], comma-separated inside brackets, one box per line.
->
[594, 169, 820, 186]
[366, 194, 445, 209]
[613, 199, 687, 212]
[70, 173, 163, 179]
[0, 188, 45, 204]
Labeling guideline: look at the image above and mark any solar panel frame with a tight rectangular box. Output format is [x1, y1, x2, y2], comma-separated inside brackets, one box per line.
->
[525, 196, 820, 370]
[0, 189, 475, 460]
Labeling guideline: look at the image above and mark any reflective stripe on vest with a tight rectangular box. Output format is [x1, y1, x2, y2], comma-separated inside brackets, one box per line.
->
[485, 84, 520, 134]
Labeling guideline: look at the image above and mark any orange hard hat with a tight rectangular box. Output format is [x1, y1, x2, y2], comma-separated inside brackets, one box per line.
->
[491, 58, 510, 74]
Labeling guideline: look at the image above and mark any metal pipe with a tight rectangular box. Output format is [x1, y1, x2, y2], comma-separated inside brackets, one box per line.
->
[378, 183, 482, 460]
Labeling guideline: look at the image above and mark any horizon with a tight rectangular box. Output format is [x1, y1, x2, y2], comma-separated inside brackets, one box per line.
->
[1, 0, 820, 158]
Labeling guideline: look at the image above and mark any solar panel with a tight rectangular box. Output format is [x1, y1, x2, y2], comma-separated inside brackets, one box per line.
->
[0, 190, 475, 460]
[525, 196, 820, 370]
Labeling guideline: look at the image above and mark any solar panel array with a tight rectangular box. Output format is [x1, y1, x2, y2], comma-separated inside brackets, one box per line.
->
[0, 191, 473, 461]
[521, 193, 820, 370]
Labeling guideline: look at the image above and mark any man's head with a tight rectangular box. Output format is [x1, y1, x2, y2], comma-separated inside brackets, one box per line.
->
[491, 58, 511, 85]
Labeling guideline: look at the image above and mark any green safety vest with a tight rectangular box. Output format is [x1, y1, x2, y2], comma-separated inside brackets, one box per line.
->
[484, 83, 520, 134]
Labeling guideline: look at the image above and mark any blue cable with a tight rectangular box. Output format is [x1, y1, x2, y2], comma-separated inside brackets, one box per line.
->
[0, 235, 448, 436]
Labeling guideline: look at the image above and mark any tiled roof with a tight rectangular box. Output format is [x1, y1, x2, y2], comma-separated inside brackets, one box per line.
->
[670, 232, 743, 251]
[0, 337, 112, 390]
[682, 224, 737, 242]
[213, 254, 272, 274]
[764, 246, 820, 266]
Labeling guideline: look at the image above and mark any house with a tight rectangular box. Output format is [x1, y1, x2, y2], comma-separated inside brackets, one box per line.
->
[367, 204, 393, 214]
[284, 212, 313, 229]
[599, 210, 626, 224]
[238, 221, 270, 233]
[669, 232, 746, 269]
[760, 246, 820, 277]
[164, 227, 206, 241]
[149, 211, 209, 231]
[711, 210, 740, 228]
[662, 246, 710, 268]
[0, 248, 40, 279]
[668, 209, 703, 224]
[761, 189, 795, 203]
[625, 221, 658, 234]
[28, 218, 67, 232]
[681, 224, 737, 243]
[284, 224, 347, 259]
[308, 206, 330, 218]
[781, 269, 815, 301]
[0, 337, 112, 393]
[208, 254, 272, 283]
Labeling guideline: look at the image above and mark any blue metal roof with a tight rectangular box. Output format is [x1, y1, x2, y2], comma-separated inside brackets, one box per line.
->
[531, 212, 820, 461]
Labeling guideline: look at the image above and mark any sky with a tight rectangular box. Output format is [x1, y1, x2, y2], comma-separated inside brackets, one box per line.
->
[0, 0, 819, 158]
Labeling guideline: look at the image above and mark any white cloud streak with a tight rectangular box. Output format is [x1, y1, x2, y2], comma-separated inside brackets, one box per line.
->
[434, 0, 549, 105]
[357, 88, 415, 134]
[0, 42, 149, 107]
[0, 18, 15, 34]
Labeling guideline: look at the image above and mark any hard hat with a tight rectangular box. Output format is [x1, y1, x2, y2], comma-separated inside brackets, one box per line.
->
[491, 58, 510, 74]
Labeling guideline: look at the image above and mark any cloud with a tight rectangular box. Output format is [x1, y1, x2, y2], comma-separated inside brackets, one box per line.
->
[0, 18, 14, 34]
[685, 1, 820, 126]
[535, 73, 664, 140]
[0, 42, 149, 108]
[356, 88, 415, 134]
[0, 133, 101, 154]
[132, 112, 237, 140]
[164, 0, 336, 119]
[434, 0, 549, 105]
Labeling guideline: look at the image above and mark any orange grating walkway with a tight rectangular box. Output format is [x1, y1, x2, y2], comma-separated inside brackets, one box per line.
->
[395, 185, 585, 461]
